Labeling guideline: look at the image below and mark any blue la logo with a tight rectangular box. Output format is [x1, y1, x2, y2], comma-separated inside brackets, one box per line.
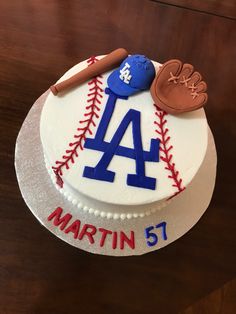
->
[83, 88, 160, 190]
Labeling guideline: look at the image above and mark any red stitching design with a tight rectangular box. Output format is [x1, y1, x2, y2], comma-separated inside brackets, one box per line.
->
[52, 56, 103, 188]
[154, 104, 185, 198]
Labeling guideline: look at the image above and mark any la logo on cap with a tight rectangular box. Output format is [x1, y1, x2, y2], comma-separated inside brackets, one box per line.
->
[119, 62, 132, 84]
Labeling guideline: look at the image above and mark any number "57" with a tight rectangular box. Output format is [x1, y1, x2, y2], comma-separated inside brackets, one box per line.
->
[144, 222, 167, 247]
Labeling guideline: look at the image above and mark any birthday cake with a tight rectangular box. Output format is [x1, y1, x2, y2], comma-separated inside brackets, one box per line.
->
[40, 50, 208, 220]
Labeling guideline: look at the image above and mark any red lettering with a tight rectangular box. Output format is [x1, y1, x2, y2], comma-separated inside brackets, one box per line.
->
[78, 224, 97, 244]
[48, 209, 135, 251]
[98, 228, 112, 247]
[120, 231, 135, 250]
[112, 231, 118, 249]
[47, 207, 72, 230]
[65, 220, 81, 239]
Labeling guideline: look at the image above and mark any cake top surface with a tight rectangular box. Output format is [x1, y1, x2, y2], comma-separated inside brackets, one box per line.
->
[40, 56, 208, 206]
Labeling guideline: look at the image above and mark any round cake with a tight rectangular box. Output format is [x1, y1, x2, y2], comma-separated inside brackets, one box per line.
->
[40, 55, 208, 219]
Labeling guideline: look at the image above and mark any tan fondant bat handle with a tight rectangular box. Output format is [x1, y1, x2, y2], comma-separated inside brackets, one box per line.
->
[50, 48, 128, 95]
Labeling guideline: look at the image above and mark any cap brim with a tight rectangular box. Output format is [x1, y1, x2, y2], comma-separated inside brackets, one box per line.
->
[107, 70, 139, 96]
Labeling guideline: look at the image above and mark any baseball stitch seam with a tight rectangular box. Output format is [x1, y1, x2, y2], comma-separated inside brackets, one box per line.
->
[52, 56, 104, 188]
[154, 104, 185, 198]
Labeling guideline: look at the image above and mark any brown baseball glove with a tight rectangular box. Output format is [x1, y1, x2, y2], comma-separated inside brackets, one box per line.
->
[150, 59, 208, 114]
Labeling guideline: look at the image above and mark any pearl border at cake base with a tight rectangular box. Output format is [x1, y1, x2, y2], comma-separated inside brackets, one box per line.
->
[15, 91, 217, 256]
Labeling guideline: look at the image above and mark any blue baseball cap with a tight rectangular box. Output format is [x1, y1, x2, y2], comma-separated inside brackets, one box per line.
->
[107, 54, 155, 97]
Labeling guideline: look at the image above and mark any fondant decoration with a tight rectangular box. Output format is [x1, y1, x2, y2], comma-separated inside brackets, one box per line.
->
[50, 48, 128, 95]
[119, 62, 132, 84]
[144, 221, 167, 247]
[150, 59, 208, 114]
[40, 56, 208, 216]
[83, 88, 160, 190]
[47, 207, 135, 250]
[108, 55, 155, 96]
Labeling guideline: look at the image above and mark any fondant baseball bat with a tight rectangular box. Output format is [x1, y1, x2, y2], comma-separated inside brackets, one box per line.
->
[50, 48, 128, 95]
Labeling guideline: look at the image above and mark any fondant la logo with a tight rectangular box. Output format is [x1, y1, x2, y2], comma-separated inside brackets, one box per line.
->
[119, 62, 132, 84]
[83, 88, 160, 190]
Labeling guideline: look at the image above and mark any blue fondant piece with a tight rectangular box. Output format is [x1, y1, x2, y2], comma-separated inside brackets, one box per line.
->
[145, 226, 158, 247]
[127, 174, 156, 190]
[83, 88, 159, 190]
[144, 222, 167, 247]
[85, 136, 159, 161]
[156, 222, 167, 241]
[107, 55, 156, 97]
[91, 88, 128, 144]
[83, 166, 115, 182]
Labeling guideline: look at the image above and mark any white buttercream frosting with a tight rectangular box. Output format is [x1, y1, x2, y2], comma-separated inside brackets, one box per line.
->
[40, 56, 208, 219]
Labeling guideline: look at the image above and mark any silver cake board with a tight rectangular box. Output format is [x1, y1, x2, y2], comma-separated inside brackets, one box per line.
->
[15, 91, 217, 256]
